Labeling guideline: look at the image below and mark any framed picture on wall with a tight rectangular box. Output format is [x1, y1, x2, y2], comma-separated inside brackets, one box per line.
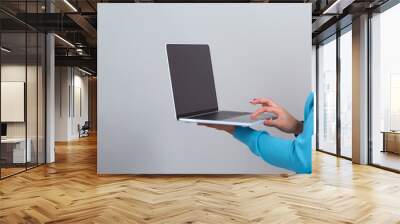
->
[1, 81, 25, 122]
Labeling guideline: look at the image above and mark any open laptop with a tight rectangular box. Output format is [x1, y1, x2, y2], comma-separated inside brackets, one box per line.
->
[166, 44, 276, 127]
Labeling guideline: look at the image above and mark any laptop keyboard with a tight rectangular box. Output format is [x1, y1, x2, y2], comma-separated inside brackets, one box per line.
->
[191, 111, 250, 120]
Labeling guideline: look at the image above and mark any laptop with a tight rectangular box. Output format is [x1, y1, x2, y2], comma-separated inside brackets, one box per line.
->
[166, 44, 276, 127]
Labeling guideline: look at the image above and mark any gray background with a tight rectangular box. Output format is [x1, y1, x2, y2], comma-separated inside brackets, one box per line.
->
[98, 3, 311, 174]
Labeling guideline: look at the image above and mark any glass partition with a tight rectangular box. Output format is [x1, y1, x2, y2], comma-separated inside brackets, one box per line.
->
[339, 28, 352, 158]
[317, 36, 337, 155]
[38, 32, 46, 165]
[0, 31, 28, 177]
[27, 31, 38, 169]
[370, 4, 400, 171]
[0, 2, 46, 179]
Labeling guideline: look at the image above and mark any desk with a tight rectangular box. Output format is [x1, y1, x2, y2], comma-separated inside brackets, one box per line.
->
[382, 131, 400, 154]
[1, 138, 31, 164]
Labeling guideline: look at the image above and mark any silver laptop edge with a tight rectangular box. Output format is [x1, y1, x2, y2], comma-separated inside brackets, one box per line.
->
[178, 117, 264, 127]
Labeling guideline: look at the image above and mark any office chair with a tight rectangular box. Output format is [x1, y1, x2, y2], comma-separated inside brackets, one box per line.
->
[79, 121, 90, 138]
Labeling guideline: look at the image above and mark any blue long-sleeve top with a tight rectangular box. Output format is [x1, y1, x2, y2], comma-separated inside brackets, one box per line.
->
[233, 92, 314, 174]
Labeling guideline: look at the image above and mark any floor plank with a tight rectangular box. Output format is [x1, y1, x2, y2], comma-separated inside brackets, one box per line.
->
[1, 135, 400, 224]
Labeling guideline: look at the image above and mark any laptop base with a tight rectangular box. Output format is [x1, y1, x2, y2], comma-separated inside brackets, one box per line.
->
[179, 110, 275, 127]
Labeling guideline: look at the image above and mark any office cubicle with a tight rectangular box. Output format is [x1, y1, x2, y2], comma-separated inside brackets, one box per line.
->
[0, 1, 46, 179]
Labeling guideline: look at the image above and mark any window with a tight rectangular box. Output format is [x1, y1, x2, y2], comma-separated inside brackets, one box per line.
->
[370, 3, 400, 171]
[317, 25, 353, 159]
[339, 28, 352, 158]
[318, 36, 337, 154]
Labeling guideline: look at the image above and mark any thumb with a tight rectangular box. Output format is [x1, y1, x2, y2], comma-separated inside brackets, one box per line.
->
[264, 118, 278, 127]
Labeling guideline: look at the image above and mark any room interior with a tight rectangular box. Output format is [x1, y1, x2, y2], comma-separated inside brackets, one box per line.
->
[0, 0, 400, 223]
[0, 31, 46, 178]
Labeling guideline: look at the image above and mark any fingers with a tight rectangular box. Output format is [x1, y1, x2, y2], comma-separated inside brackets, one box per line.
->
[198, 123, 217, 128]
[198, 123, 227, 130]
[263, 118, 278, 127]
[251, 106, 279, 120]
[250, 98, 277, 107]
[198, 124, 235, 134]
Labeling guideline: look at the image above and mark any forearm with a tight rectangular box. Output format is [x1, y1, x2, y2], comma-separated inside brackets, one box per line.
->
[233, 127, 311, 173]
[232, 92, 314, 174]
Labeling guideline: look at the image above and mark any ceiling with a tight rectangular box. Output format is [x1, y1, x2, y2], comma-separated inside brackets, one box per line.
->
[0, 0, 393, 74]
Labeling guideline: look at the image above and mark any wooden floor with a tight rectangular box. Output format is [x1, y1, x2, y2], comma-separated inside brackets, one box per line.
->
[372, 151, 400, 171]
[1, 135, 400, 224]
[1, 167, 26, 178]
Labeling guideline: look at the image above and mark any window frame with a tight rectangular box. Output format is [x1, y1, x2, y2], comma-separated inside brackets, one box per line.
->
[316, 24, 353, 161]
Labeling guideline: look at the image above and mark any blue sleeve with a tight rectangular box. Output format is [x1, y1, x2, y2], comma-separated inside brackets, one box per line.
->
[233, 93, 314, 174]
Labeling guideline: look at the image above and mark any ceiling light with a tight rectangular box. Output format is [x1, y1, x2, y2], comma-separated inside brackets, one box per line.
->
[63, 0, 78, 12]
[54, 34, 75, 48]
[322, 0, 354, 15]
[78, 67, 93, 76]
[323, 0, 341, 14]
[76, 48, 85, 55]
[1, 47, 11, 53]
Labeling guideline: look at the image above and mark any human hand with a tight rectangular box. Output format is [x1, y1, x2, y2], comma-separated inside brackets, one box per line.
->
[250, 98, 302, 135]
[198, 124, 236, 134]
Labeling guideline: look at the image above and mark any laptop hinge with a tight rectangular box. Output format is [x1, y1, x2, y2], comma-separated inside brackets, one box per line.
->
[185, 110, 218, 118]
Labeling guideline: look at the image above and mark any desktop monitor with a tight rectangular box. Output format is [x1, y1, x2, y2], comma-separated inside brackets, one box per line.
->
[1, 123, 7, 137]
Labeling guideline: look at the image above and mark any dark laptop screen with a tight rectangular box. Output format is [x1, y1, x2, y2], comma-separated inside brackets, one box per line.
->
[1, 123, 7, 137]
[167, 44, 218, 118]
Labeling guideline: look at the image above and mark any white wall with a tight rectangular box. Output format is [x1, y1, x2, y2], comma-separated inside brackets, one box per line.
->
[98, 3, 312, 174]
[71, 73, 89, 138]
[1, 65, 39, 138]
[55, 67, 89, 141]
[1, 82, 24, 122]
[1, 66, 26, 129]
[55, 67, 69, 141]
